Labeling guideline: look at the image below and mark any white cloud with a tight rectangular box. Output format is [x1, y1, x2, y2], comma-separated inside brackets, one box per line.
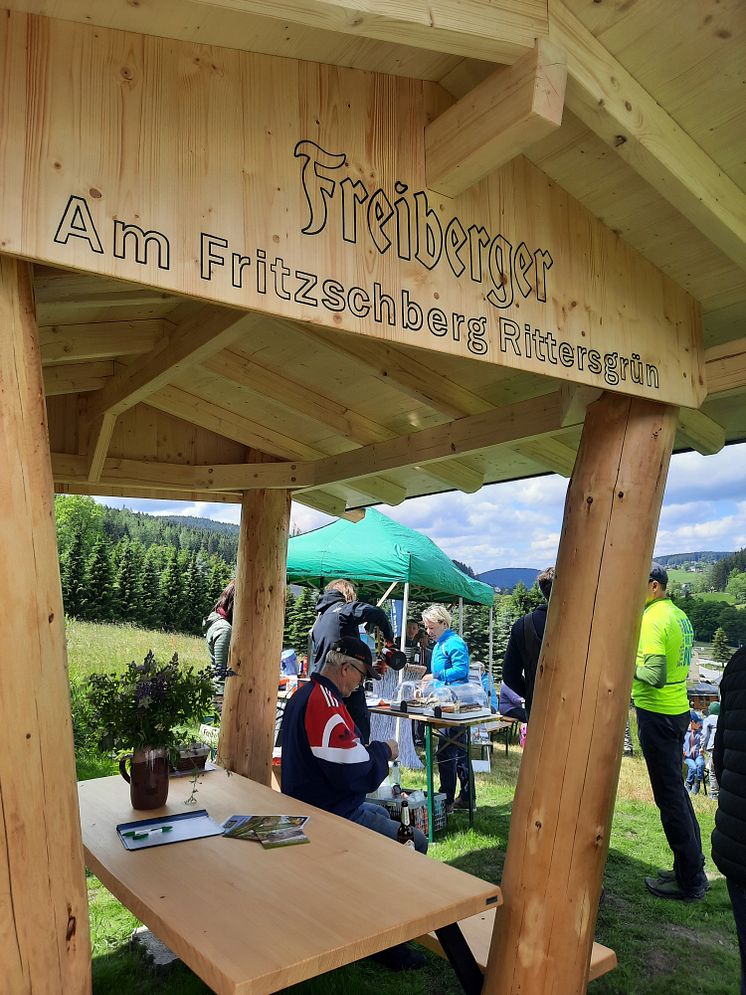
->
[92, 442, 746, 575]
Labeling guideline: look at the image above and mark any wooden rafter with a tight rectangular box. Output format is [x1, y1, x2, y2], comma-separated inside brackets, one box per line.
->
[677, 408, 725, 457]
[426, 38, 567, 197]
[189, 0, 545, 62]
[549, 0, 746, 271]
[39, 320, 165, 364]
[43, 361, 113, 396]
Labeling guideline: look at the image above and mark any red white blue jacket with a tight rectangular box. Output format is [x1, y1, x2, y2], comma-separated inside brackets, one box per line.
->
[280, 674, 391, 818]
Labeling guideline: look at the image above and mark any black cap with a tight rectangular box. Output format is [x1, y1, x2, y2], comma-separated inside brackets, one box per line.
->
[649, 562, 669, 587]
[331, 636, 376, 678]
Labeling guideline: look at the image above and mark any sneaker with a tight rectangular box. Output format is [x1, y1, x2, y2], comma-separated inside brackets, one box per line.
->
[444, 803, 454, 815]
[452, 797, 470, 810]
[370, 943, 427, 971]
[656, 868, 676, 882]
[644, 876, 708, 902]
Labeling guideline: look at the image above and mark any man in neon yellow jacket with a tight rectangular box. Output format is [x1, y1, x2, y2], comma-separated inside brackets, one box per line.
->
[634, 563, 708, 901]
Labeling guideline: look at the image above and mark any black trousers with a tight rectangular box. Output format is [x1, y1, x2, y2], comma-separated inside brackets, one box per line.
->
[636, 707, 707, 895]
[345, 685, 371, 745]
[436, 727, 470, 805]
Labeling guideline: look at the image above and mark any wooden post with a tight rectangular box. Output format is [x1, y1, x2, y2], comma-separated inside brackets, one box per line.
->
[485, 391, 678, 995]
[218, 487, 291, 784]
[0, 256, 91, 993]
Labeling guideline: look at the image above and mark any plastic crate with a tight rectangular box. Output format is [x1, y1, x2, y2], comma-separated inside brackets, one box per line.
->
[366, 791, 448, 835]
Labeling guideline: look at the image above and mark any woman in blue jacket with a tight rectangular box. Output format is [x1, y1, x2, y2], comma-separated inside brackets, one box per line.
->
[422, 604, 472, 812]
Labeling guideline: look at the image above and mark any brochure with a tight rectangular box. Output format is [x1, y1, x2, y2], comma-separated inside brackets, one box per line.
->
[221, 814, 309, 848]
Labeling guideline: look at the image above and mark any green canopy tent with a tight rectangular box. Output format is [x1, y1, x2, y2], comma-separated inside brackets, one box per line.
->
[287, 508, 497, 769]
[286, 507, 495, 607]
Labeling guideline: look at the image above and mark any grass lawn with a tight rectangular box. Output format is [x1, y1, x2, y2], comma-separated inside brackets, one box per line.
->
[69, 622, 742, 994]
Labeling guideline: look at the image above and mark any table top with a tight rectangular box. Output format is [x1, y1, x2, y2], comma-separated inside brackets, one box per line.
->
[79, 772, 500, 995]
[368, 704, 512, 730]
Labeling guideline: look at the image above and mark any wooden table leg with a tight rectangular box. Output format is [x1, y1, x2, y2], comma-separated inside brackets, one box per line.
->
[467, 725, 474, 827]
[425, 724, 434, 844]
[435, 922, 484, 995]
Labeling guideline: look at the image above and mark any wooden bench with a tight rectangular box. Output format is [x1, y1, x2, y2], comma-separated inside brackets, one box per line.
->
[417, 908, 617, 983]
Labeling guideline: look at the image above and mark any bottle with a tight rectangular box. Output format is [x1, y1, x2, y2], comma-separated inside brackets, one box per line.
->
[397, 800, 416, 848]
[390, 759, 401, 790]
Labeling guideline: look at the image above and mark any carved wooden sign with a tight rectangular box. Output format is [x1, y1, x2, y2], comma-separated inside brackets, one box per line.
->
[0, 11, 704, 406]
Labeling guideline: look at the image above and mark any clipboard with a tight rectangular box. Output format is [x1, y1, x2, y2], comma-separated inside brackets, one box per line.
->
[116, 809, 224, 850]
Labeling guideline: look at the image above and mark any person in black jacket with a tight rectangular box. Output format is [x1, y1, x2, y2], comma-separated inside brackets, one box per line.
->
[310, 579, 394, 745]
[712, 646, 746, 995]
[501, 567, 553, 719]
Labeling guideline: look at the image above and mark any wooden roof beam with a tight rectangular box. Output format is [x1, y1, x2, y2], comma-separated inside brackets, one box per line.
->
[426, 39, 566, 197]
[313, 391, 570, 488]
[514, 437, 576, 476]
[705, 337, 746, 399]
[418, 459, 484, 494]
[549, 0, 746, 271]
[190, 0, 546, 63]
[147, 386, 324, 460]
[677, 408, 725, 457]
[40, 320, 165, 365]
[86, 306, 257, 420]
[43, 361, 113, 396]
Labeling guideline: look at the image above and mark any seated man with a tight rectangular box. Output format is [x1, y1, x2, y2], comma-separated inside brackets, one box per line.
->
[683, 710, 705, 794]
[281, 634, 428, 968]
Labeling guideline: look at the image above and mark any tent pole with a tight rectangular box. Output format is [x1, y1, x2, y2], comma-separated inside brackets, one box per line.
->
[400, 582, 410, 651]
[488, 605, 494, 676]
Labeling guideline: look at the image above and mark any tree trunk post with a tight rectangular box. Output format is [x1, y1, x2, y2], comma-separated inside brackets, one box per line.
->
[485, 392, 678, 994]
[0, 255, 92, 993]
[218, 487, 291, 784]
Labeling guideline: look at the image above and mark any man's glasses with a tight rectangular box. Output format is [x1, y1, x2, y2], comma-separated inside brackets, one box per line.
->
[344, 659, 368, 683]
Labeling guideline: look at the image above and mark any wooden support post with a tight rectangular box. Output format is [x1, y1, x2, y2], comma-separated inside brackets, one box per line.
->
[218, 485, 291, 784]
[0, 256, 91, 993]
[485, 391, 677, 995]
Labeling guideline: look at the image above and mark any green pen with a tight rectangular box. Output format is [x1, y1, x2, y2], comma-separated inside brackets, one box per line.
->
[125, 825, 174, 840]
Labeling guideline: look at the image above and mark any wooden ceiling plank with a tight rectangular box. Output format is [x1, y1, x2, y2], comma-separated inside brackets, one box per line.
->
[42, 360, 113, 396]
[86, 306, 257, 420]
[550, 0, 746, 270]
[676, 408, 725, 457]
[705, 336, 746, 398]
[187, 0, 546, 62]
[40, 320, 165, 365]
[147, 386, 324, 461]
[300, 325, 492, 419]
[204, 351, 392, 445]
[426, 38, 567, 197]
[313, 391, 568, 487]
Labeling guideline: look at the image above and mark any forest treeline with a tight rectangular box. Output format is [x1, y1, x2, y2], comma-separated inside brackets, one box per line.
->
[55, 496, 745, 658]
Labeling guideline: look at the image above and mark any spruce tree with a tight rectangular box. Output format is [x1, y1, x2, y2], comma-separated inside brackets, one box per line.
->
[159, 547, 186, 632]
[113, 539, 142, 623]
[138, 550, 162, 630]
[60, 525, 88, 618]
[183, 553, 207, 635]
[84, 536, 114, 622]
[712, 627, 731, 665]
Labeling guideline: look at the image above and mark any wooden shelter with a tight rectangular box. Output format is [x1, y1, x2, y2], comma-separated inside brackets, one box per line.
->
[1, 2, 744, 992]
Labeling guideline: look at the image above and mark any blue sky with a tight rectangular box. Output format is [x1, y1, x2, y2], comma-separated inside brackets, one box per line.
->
[94, 442, 746, 575]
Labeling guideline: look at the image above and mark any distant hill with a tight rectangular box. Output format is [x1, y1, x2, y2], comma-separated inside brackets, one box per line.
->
[655, 551, 732, 567]
[162, 514, 239, 538]
[477, 567, 540, 590]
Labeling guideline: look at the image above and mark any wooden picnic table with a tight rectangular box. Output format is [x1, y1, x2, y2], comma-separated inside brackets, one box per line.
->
[79, 771, 501, 995]
[369, 705, 513, 842]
